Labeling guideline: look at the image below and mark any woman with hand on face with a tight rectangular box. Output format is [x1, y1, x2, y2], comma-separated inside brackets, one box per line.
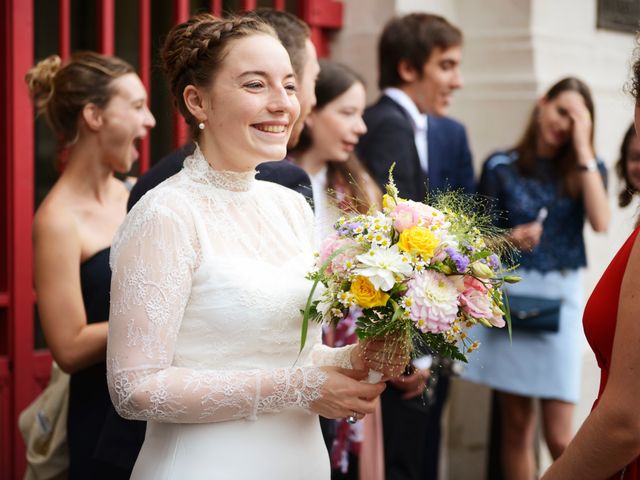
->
[106, 15, 393, 479]
[462, 77, 609, 480]
[26, 52, 155, 479]
[616, 123, 640, 227]
[290, 59, 383, 480]
[541, 49, 640, 480]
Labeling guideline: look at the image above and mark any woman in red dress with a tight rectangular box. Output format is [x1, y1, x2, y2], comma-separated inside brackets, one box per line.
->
[542, 53, 640, 480]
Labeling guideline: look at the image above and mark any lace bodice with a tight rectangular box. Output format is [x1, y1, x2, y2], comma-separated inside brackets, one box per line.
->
[107, 147, 353, 424]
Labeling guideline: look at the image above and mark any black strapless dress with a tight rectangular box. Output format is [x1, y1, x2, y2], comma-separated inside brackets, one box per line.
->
[67, 247, 145, 479]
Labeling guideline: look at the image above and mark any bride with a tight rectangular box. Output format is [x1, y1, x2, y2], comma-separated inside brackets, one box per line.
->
[106, 14, 391, 479]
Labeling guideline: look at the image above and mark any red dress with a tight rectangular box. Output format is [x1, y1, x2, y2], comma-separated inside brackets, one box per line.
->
[583, 227, 640, 479]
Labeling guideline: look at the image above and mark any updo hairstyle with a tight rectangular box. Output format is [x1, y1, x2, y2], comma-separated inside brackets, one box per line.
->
[160, 13, 276, 139]
[25, 51, 134, 148]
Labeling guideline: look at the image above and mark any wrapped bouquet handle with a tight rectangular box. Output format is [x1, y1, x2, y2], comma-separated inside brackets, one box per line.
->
[347, 332, 410, 424]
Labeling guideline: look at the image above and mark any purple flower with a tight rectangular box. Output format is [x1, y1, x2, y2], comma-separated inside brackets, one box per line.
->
[488, 254, 500, 270]
[445, 247, 470, 273]
[339, 222, 364, 236]
[462, 242, 476, 255]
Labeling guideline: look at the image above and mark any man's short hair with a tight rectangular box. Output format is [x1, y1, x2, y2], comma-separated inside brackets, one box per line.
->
[250, 9, 310, 80]
[378, 13, 462, 90]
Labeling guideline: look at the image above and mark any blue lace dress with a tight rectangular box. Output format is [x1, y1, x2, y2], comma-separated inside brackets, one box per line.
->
[462, 151, 606, 402]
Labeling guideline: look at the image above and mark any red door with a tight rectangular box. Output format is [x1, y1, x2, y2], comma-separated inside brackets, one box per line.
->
[1, 1, 342, 478]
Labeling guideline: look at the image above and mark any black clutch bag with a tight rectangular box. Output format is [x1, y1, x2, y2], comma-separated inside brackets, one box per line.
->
[506, 295, 562, 333]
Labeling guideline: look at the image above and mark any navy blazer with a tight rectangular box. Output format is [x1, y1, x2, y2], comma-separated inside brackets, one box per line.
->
[357, 94, 475, 202]
[127, 143, 313, 211]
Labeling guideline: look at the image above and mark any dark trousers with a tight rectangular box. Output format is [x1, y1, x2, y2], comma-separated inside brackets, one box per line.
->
[381, 372, 451, 480]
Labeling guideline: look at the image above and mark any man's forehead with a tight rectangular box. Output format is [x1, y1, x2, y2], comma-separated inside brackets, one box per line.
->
[430, 45, 462, 62]
[304, 40, 319, 74]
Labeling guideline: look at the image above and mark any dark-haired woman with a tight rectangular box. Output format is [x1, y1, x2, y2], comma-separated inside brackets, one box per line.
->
[463, 77, 609, 480]
[292, 59, 380, 244]
[26, 52, 155, 478]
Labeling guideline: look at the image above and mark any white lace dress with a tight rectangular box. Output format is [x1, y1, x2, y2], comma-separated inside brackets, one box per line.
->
[106, 148, 353, 479]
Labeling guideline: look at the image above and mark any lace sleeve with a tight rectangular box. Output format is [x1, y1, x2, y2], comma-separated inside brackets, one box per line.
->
[310, 344, 355, 369]
[107, 197, 327, 423]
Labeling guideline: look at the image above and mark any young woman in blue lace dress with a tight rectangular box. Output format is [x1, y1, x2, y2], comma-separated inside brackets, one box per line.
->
[463, 77, 609, 480]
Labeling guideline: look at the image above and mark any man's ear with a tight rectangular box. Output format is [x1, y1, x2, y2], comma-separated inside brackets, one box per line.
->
[183, 85, 209, 125]
[398, 59, 419, 84]
[305, 110, 316, 129]
[81, 103, 103, 131]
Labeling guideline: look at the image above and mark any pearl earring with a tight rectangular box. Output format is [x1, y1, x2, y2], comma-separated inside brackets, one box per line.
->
[198, 121, 205, 130]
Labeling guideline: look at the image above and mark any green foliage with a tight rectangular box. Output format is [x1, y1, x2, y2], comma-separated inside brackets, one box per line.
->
[415, 331, 468, 363]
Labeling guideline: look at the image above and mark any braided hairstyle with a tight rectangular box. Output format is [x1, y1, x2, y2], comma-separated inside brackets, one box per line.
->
[25, 51, 134, 150]
[161, 13, 276, 139]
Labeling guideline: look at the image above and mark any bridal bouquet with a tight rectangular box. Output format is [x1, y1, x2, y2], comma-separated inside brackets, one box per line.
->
[301, 172, 518, 369]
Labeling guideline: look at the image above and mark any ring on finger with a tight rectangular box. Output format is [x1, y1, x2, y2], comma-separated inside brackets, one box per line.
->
[346, 411, 360, 424]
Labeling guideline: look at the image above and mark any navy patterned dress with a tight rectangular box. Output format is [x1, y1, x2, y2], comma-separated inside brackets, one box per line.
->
[462, 150, 606, 402]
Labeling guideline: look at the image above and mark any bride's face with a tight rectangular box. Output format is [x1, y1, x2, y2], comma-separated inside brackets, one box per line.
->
[198, 34, 300, 171]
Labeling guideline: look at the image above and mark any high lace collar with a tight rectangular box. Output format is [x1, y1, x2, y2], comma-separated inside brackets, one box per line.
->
[183, 144, 257, 192]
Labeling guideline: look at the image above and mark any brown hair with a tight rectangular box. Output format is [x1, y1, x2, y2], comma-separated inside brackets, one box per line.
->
[160, 13, 276, 139]
[616, 123, 638, 208]
[249, 9, 309, 80]
[292, 59, 381, 213]
[630, 36, 640, 103]
[378, 13, 462, 90]
[25, 51, 134, 149]
[512, 77, 595, 197]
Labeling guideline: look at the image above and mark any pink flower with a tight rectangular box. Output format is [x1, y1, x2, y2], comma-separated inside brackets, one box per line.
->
[391, 203, 420, 232]
[408, 201, 446, 227]
[459, 280, 505, 327]
[406, 270, 460, 333]
[319, 234, 341, 265]
[318, 235, 359, 275]
[463, 276, 488, 293]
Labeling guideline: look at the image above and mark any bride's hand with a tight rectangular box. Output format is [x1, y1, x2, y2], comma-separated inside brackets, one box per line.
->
[309, 367, 385, 420]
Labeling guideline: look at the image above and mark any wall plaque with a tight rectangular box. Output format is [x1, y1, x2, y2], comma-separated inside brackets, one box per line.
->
[597, 0, 640, 33]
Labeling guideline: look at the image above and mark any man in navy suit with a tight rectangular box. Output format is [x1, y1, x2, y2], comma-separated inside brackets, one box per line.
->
[356, 13, 475, 480]
[127, 9, 319, 210]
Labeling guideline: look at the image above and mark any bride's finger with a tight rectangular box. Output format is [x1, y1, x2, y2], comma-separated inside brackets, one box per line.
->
[349, 397, 378, 415]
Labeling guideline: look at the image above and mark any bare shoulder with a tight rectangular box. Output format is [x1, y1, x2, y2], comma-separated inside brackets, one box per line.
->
[33, 194, 80, 249]
[621, 230, 640, 283]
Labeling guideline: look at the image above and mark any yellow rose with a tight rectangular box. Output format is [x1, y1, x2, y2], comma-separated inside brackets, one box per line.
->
[350, 276, 390, 309]
[397, 226, 439, 258]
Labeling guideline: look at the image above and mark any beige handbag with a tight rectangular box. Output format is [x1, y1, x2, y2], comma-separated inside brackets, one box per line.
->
[18, 362, 70, 480]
